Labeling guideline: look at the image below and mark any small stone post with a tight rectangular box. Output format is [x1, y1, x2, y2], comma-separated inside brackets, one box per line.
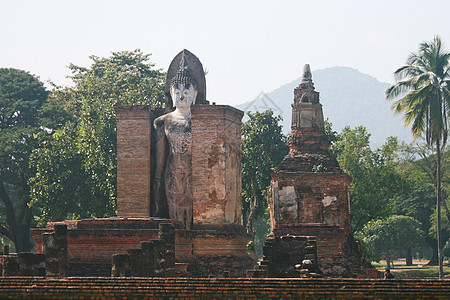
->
[43, 224, 68, 277]
[111, 254, 131, 277]
[153, 239, 166, 277]
[127, 248, 143, 276]
[140, 241, 155, 277]
[34, 254, 46, 276]
[43, 232, 57, 276]
[54, 224, 68, 276]
[158, 223, 175, 276]
[2, 255, 19, 276]
[18, 252, 35, 276]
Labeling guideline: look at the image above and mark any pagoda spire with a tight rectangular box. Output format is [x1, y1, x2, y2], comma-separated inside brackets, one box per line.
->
[289, 64, 328, 153]
[302, 64, 312, 83]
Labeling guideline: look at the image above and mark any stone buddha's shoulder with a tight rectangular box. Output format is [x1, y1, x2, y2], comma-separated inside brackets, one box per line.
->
[154, 113, 170, 129]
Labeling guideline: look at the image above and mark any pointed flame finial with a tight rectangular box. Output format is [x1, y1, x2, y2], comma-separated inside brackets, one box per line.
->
[302, 64, 312, 82]
[179, 50, 188, 70]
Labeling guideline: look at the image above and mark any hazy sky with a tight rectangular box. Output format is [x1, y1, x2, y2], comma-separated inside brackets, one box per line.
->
[1, 0, 450, 105]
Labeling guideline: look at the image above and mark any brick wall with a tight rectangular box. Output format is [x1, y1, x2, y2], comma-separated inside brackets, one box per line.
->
[271, 173, 351, 231]
[115, 104, 244, 224]
[0, 277, 448, 299]
[273, 225, 374, 277]
[31, 218, 253, 277]
[115, 105, 152, 217]
[191, 105, 243, 225]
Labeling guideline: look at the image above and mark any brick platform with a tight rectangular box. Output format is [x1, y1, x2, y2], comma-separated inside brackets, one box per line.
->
[0, 277, 448, 299]
[31, 218, 253, 277]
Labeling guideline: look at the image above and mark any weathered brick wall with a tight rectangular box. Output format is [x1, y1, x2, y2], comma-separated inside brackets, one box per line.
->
[115, 105, 152, 217]
[191, 105, 243, 225]
[1, 253, 46, 276]
[32, 219, 172, 263]
[0, 277, 448, 299]
[115, 104, 244, 224]
[31, 219, 253, 277]
[271, 173, 351, 231]
[249, 236, 320, 278]
[273, 226, 374, 277]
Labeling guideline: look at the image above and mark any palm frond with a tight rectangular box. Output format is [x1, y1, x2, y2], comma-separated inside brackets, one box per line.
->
[385, 79, 417, 100]
[393, 65, 423, 81]
[387, 36, 450, 146]
[442, 85, 450, 116]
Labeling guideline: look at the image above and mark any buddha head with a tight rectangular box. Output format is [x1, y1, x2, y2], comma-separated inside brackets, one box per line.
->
[170, 74, 197, 109]
[170, 52, 198, 109]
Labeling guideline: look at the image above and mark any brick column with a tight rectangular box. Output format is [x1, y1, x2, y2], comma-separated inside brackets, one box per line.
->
[191, 105, 244, 225]
[115, 105, 152, 217]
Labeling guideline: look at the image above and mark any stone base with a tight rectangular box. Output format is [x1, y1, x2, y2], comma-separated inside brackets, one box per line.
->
[184, 255, 256, 278]
[273, 224, 376, 278]
[248, 235, 321, 278]
[31, 217, 254, 277]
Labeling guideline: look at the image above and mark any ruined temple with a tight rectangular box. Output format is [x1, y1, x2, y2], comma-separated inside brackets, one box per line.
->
[31, 50, 253, 277]
[267, 64, 375, 277]
[29, 56, 374, 279]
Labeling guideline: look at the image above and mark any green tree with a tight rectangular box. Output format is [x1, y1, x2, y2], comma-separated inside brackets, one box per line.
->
[30, 50, 165, 224]
[241, 110, 288, 255]
[385, 36, 450, 278]
[331, 126, 405, 232]
[394, 141, 450, 265]
[358, 215, 425, 269]
[0, 68, 55, 251]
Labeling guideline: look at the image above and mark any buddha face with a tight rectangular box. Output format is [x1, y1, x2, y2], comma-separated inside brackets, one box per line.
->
[171, 83, 197, 109]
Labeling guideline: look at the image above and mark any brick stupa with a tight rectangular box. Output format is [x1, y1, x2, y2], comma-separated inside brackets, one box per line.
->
[268, 64, 375, 277]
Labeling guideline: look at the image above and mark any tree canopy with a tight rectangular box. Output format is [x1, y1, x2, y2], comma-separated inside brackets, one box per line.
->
[241, 110, 288, 255]
[0, 68, 55, 251]
[30, 50, 165, 225]
[358, 215, 425, 268]
[331, 125, 405, 232]
[385, 35, 450, 278]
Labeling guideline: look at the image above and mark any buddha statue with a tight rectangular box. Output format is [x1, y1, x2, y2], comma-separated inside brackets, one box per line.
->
[153, 52, 197, 230]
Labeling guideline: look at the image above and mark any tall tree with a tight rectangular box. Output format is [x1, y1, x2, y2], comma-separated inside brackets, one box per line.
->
[241, 110, 288, 241]
[30, 50, 165, 224]
[385, 36, 450, 279]
[0, 68, 59, 251]
[357, 215, 425, 269]
[394, 141, 450, 265]
[331, 126, 405, 232]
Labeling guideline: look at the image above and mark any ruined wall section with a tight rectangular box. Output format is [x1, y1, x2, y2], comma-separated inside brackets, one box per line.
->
[191, 105, 244, 225]
[270, 173, 351, 231]
[115, 105, 152, 217]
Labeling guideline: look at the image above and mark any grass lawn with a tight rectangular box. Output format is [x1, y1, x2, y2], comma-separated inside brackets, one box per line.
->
[371, 259, 450, 279]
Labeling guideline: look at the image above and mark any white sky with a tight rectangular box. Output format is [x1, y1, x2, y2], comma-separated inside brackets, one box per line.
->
[1, 0, 450, 105]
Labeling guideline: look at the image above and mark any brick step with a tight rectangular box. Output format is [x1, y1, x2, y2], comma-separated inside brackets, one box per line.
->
[0, 284, 447, 291]
[0, 278, 447, 284]
[0, 277, 448, 287]
[0, 278, 449, 291]
[0, 279, 449, 300]
[0, 289, 448, 300]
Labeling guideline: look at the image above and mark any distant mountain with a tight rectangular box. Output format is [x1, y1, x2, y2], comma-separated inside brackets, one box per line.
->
[235, 66, 413, 148]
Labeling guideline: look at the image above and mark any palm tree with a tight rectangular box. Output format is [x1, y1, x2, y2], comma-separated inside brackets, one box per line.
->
[385, 36, 450, 279]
